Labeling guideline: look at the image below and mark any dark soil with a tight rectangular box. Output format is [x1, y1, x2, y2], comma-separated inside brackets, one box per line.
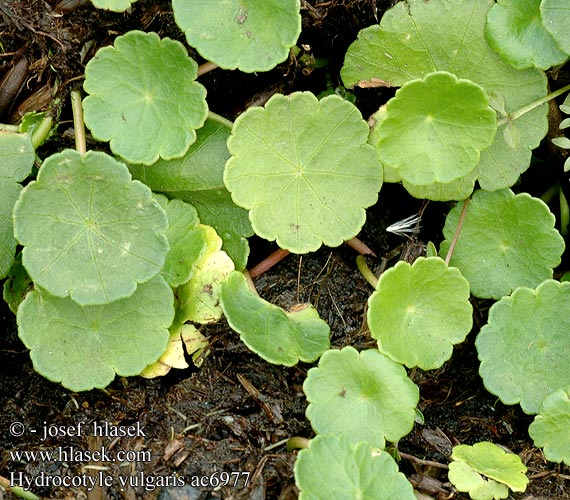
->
[1, 1, 569, 499]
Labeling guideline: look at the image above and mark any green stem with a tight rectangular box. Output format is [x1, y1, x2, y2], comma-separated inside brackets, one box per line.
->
[500, 82, 570, 125]
[445, 198, 470, 266]
[0, 475, 40, 500]
[560, 188, 569, 237]
[285, 436, 310, 451]
[207, 110, 234, 129]
[30, 115, 52, 150]
[356, 255, 378, 288]
[71, 89, 86, 155]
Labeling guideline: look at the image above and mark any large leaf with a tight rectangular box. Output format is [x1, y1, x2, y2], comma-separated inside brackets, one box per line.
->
[341, 0, 548, 191]
[528, 387, 570, 465]
[476, 280, 570, 414]
[13, 150, 169, 306]
[83, 31, 208, 165]
[376, 71, 496, 186]
[485, 0, 567, 70]
[304, 347, 419, 448]
[17, 275, 173, 392]
[220, 271, 330, 366]
[449, 442, 528, 498]
[129, 118, 252, 269]
[294, 435, 415, 500]
[0, 131, 34, 182]
[172, 0, 301, 72]
[541, 0, 570, 56]
[224, 92, 383, 253]
[0, 181, 21, 279]
[440, 189, 565, 299]
[367, 257, 472, 370]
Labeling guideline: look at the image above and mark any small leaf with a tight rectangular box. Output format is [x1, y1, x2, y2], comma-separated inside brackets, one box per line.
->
[2, 253, 32, 314]
[552, 136, 570, 149]
[172, 0, 301, 72]
[154, 195, 207, 287]
[440, 189, 565, 299]
[304, 347, 419, 448]
[83, 31, 207, 165]
[17, 276, 174, 392]
[0, 180, 21, 279]
[90, 0, 137, 12]
[129, 118, 253, 270]
[485, 0, 567, 70]
[0, 131, 35, 182]
[449, 460, 509, 500]
[294, 435, 416, 500]
[224, 92, 382, 253]
[220, 271, 330, 366]
[403, 168, 478, 202]
[476, 280, 570, 414]
[541, 0, 570, 56]
[559, 118, 570, 129]
[368, 257, 472, 370]
[450, 442, 528, 496]
[176, 225, 235, 325]
[528, 387, 570, 465]
[376, 72, 497, 186]
[141, 323, 209, 378]
[13, 150, 169, 305]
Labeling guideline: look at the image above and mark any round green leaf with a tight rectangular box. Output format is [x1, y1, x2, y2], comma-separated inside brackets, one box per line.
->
[377, 72, 496, 186]
[449, 460, 509, 500]
[294, 435, 415, 500]
[368, 257, 472, 370]
[541, 0, 570, 56]
[450, 442, 528, 495]
[0, 131, 34, 183]
[486, 0, 567, 70]
[341, 0, 548, 191]
[528, 387, 570, 465]
[220, 271, 330, 366]
[304, 347, 419, 448]
[13, 150, 169, 306]
[83, 31, 207, 165]
[172, 0, 301, 72]
[17, 276, 173, 392]
[224, 92, 383, 253]
[476, 280, 570, 414]
[0, 181, 21, 279]
[440, 189, 565, 299]
[90, 0, 137, 12]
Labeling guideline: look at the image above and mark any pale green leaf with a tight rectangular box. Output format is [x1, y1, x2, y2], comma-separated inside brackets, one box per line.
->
[13, 150, 169, 306]
[368, 257, 472, 370]
[154, 195, 207, 288]
[541, 0, 570, 56]
[448, 460, 509, 500]
[304, 347, 419, 448]
[176, 225, 235, 325]
[2, 253, 31, 314]
[476, 280, 570, 414]
[341, 0, 548, 191]
[451, 442, 528, 494]
[552, 136, 570, 149]
[0, 180, 21, 279]
[172, 0, 301, 72]
[129, 118, 252, 270]
[528, 387, 570, 465]
[90, 0, 137, 12]
[0, 131, 34, 182]
[485, 0, 567, 70]
[376, 72, 496, 186]
[224, 92, 383, 253]
[440, 189, 565, 299]
[404, 170, 478, 201]
[220, 271, 330, 366]
[17, 276, 174, 392]
[294, 435, 415, 500]
[83, 31, 207, 165]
